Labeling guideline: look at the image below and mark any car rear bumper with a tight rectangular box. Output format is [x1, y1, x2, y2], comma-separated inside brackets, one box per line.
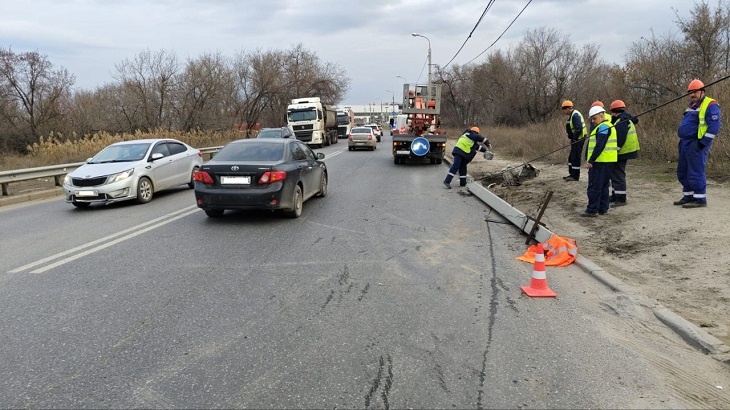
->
[194, 182, 293, 211]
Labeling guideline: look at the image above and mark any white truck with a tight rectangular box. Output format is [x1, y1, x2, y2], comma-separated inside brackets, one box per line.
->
[286, 97, 338, 148]
[336, 108, 355, 139]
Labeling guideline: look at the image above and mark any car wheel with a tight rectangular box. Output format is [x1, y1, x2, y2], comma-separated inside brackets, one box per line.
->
[188, 166, 199, 189]
[284, 185, 303, 218]
[348, 147, 353, 151]
[205, 209, 224, 218]
[135, 177, 154, 204]
[72, 201, 90, 208]
[316, 172, 328, 197]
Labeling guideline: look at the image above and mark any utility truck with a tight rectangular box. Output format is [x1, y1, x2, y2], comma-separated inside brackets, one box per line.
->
[336, 108, 355, 139]
[286, 97, 338, 148]
[392, 83, 446, 164]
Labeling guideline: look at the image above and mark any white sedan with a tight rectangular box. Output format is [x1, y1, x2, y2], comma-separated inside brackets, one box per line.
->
[63, 139, 203, 208]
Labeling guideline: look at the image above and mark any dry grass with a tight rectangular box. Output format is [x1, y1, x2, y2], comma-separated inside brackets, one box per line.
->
[0, 129, 248, 171]
[443, 117, 729, 181]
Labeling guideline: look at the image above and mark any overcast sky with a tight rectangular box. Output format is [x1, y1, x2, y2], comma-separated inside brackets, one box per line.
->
[1, 0, 694, 105]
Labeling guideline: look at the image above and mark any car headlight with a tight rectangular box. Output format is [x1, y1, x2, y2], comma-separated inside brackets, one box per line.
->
[107, 169, 134, 184]
[63, 175, 71, 185]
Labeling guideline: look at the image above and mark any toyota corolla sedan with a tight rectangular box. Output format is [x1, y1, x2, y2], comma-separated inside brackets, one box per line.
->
[63, 139, 203, 208]
[193, 138, 327, 218]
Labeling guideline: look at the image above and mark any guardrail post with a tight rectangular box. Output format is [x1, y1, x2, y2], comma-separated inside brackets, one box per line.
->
[54, 175, 63, 187]
[1, 182, 8, 196]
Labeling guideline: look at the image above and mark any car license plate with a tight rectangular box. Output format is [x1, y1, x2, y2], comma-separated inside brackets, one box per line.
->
[396, 150, 410, 155]
[221, 176, 251, 185]
[356, 142, 365, 145]
[76, 190, 98, 197]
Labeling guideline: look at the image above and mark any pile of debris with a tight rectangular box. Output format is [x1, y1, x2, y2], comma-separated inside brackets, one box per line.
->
[477, 164, 540, 187]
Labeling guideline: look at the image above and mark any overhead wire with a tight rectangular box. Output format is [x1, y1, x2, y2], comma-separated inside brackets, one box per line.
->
[462, 0, 533, 66]
[442, 0, 496, 70]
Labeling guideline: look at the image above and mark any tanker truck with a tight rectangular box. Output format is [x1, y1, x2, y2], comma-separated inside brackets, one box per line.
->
[286, 97, 339, 148]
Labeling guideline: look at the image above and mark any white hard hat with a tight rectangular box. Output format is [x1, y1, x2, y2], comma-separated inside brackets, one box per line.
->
[588, 106, 605, 117]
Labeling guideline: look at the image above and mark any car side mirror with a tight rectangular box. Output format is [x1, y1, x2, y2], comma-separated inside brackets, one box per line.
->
[150, 152, 164, 161]
[316, 152, 325, 160]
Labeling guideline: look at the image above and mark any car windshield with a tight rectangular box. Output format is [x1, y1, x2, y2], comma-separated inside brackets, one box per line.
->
[257, 130, 283, 138]
[90, 143, 151, 163]
[287, 109, 316, 122]
[352, 128, 371, 134]
[214, 141, 285, 161]
[337, 114, 350, 125]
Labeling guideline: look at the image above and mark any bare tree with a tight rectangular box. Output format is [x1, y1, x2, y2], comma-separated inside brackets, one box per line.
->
[113, 49, 179, 131]
[173, 52, 234, 131]
[0, 48, 74, 150]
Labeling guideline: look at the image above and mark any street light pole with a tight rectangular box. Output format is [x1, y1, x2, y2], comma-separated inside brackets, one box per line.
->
[411, 33, 431, 102]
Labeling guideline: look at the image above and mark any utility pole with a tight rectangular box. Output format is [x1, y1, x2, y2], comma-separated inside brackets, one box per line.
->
[411, 33, 431, 103]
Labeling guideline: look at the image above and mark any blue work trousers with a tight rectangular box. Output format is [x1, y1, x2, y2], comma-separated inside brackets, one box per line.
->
[445, 154, 469, 186]
[677, 139, 710, 203]
[586, 162, 612, 214]
[568, 139, 585, 180]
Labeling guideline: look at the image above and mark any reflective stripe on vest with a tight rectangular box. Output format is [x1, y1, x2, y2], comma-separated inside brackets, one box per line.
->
[567, 110, 588, 139]
[587, 120, 618, 162]
[455, 133, 475, 153]
[618, 120, 640, 155]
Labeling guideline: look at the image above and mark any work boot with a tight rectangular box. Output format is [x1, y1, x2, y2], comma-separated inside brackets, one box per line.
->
[673, 197, 694, 206]
[608, 195, 616, 203]
[443, 181, 452, 189]
[579, 211, 598, 217]
[682, 201, 707, 208]
[610, 201, 626, 207]
[563, 175, 574, 180]
[564, 176, 579, 182]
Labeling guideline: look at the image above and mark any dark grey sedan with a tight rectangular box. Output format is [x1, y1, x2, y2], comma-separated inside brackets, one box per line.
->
[193, 138, 327, 218]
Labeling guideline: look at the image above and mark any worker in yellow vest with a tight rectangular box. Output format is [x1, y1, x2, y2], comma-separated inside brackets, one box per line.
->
[608, 100, 640, 206]
[675, 79, 721, 208]
[581, 106, 618, 217]
[561, 100, 587, 181]
[443, 127, 491, 189]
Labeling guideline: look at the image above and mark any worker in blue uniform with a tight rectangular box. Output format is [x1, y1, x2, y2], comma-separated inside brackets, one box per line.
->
[561, 100, 587, 181]
[675, 79, 721, 208]
[443, 127, 490, 189]
[581, 106, 618, 217]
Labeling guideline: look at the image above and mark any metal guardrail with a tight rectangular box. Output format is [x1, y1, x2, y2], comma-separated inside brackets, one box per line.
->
[0, 146, 223, 196]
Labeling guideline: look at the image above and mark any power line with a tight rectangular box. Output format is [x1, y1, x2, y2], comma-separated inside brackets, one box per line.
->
[462, 0, 533, 67]
[442, 0, 496, 70]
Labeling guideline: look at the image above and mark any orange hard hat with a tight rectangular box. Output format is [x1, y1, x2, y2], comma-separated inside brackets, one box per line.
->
[470, 126, 481, 134]
[687, 79, 705, 92]
[590, 100, 604, 108]
[609, 100, 626, 111]
[561, 100, 573, 109]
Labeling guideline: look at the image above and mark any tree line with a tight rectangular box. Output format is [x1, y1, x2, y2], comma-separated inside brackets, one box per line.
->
[0, 44, 349, 153]
[1, 1, 728, 164]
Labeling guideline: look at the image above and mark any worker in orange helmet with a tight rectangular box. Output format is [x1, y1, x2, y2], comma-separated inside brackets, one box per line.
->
[608, 100, 640, 206]
[674, 79, 721, 208]
[443, 126, 491, 189]
[561, 100, 587, 181]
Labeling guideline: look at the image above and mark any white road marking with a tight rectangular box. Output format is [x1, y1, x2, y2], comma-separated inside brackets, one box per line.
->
[9, 205, 199, 274]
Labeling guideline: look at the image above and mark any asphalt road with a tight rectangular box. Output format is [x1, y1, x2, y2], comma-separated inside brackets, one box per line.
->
[0, 135, 727, 409]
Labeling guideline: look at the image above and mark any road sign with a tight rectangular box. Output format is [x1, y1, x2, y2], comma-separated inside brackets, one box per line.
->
[411, 137, 430, 156]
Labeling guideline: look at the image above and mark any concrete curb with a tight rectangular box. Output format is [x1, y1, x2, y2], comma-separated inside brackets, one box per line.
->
[0, 187, 64, 208]
[442, 155, 730, 362]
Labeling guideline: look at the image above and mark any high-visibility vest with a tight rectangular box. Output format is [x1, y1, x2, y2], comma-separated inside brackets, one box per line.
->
[618, 120, 640, 155]
[567, 110, 588, 139]
[586, 120, 618, 162]
[516, 235, 577, 267]
[455, 133, 476, 153]
[692, 96, 717, 139]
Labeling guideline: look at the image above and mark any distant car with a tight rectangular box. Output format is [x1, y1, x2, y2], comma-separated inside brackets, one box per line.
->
[365, 124, 382, 142]
[257, 127, 294, 139]
[63, 139, 203, 208]
[348, 127, 377, 151]
[193, 138, 327, 218]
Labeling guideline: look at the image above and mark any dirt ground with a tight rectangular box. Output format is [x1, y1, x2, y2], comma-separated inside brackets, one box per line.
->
[456, 147, 730, 347]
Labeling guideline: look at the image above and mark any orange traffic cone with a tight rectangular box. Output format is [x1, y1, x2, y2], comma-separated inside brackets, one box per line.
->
[521, 243, 557, 298]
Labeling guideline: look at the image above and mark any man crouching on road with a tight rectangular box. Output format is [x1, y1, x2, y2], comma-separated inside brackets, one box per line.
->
[443, 126, 491, 189]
